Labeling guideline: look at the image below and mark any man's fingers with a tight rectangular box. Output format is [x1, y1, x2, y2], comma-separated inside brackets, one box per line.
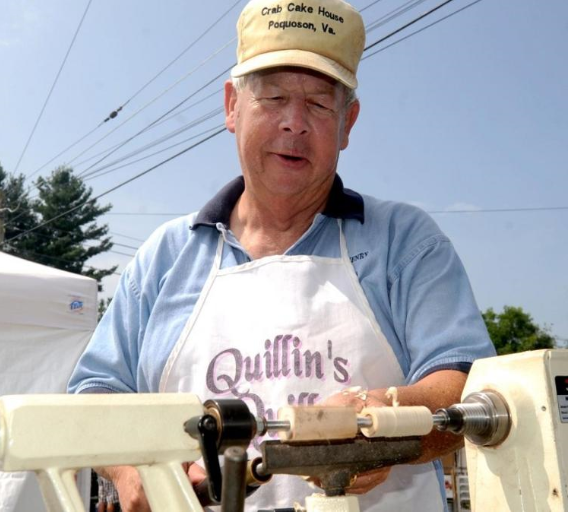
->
[188, 462, 207, 485]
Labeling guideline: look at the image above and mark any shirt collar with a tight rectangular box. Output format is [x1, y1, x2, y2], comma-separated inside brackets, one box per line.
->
[191, 174, 364, 229]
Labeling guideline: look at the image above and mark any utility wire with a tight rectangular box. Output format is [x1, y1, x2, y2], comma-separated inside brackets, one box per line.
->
[365, 0, 429, 34]
[14, 0, 93, 175]
[360, 0, 387, 13]
[84, 123, 225, 182]
[363, 0, 483, 58]
[110, 231, 145, 243]
[428, 206, 568, 214]
[26, 124, 102, 181]
[78, 108, 224, 179]
[2, 128, 226, 246]
[112, 242, 139, 251]
[72, 87, 224, 170]
[73, 65, 232, 179]
[107, 249, 136, 258]
[364, 0, 455, 53]
[7, 227, 132, 258]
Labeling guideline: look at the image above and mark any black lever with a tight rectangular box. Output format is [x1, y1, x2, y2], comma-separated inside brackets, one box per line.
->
[184, 399, 258, 506]
[185, 414, 223, 503]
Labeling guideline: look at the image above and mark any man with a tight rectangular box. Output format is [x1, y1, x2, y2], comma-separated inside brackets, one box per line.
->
[69, 0, 495, 510]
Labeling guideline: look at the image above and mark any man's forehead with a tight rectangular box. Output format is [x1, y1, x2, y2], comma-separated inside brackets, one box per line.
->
[249, 67, 342, 93]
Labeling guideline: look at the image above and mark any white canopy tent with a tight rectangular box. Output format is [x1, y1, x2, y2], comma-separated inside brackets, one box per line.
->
[0, 251, 98, 511]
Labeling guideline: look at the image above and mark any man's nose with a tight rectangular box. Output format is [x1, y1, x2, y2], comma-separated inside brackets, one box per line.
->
[279, 100, 309, 135]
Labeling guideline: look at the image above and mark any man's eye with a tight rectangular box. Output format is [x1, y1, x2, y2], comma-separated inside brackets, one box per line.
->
[311, 101, 331, 111]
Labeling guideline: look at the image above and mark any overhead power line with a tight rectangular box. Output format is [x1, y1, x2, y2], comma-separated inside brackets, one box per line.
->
[364, 0, 456, 53]
[14, 0, 93, 175]
[112, 242, 139, 251]
[360, 0, 387, 13]
[78, 108, 224, 179]
[26, 124, 103, 181]
[363, 0, 484, 59]
[73, 65, 232, 179]
[83, 123, 225, 182]
[365, 0, 429, 34]
[109, 231, 145, 243]
[428, 206, 568, 214]
[72, 87, 224, 170]
[106, 249, 135, 258]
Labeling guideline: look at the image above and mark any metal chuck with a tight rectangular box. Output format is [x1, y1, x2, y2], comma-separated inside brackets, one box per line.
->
[434, 390, 512, 447]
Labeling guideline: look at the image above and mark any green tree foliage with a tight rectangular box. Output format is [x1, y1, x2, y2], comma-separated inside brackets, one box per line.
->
[482, 306, 555, 355]
[33, 166, 117, 289]
[0, 163, 40, 259]
[98, 297, 112, 322]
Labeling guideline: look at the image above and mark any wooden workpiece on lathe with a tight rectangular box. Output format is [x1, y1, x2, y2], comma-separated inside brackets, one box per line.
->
[277, 405, 359, 441]
[360, 406, 433, 438]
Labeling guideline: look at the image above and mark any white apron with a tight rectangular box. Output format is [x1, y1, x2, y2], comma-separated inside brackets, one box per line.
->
[160, 220, 443, 511]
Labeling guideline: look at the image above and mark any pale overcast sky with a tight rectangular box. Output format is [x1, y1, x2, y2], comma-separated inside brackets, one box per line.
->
[1, 0, 567, 342]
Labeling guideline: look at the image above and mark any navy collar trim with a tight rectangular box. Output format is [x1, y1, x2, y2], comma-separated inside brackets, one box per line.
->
[191, 174, 364, 229]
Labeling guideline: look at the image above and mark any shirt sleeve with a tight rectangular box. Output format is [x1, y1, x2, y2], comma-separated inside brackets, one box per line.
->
[67, 266, 142, 394]
[389, 235, 496, 384]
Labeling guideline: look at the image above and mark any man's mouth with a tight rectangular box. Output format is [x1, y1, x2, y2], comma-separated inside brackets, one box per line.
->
[274, 152, 308, 164]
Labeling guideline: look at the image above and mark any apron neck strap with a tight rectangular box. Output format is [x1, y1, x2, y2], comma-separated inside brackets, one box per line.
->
[337, 218, 350, 263]
[213, 232, 224, 272]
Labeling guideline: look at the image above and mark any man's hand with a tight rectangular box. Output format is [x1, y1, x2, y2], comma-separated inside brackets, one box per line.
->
[323, 386, 388, 411]
[187, 462, 207, 487]
[319, 388, 392, 494]
[108, 466, 150, 512]
[102, 462, 207, 512]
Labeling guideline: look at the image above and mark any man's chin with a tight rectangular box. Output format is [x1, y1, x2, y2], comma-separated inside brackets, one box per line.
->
[260, 171, 314, 197]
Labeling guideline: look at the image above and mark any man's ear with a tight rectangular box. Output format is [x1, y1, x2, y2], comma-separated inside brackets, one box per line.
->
[340, 99, 360, 151]
[224, 80, 238, 133]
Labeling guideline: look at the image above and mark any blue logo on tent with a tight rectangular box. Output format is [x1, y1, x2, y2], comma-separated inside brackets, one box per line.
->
[70, 300, 84, 312]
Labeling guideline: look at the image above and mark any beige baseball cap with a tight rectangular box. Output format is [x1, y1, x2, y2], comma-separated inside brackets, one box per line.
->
[231, 0, 366, 89]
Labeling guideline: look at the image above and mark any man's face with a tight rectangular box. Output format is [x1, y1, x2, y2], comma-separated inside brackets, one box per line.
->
[224, 68, 360, 199]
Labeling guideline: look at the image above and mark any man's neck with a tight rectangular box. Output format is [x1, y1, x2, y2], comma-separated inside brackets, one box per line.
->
[229, 188, 329, 259]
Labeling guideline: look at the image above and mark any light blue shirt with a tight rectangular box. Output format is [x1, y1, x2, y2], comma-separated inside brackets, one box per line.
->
[68, 176, 495, 394]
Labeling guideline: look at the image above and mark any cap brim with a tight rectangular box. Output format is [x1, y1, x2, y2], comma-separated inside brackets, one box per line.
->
[231, 49, 358, 89]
